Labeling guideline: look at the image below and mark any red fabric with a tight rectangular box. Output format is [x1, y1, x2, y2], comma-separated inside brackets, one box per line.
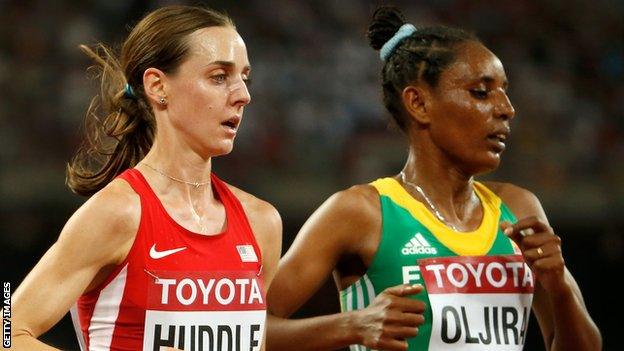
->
[74, 169, 264, 350]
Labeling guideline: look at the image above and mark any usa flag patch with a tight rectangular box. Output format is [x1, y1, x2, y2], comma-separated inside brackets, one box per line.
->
[236, 245, 258, 262]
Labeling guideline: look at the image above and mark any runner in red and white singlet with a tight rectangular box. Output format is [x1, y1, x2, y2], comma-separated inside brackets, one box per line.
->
[11, 6, 282, 351]
[72, 170, 266, 350]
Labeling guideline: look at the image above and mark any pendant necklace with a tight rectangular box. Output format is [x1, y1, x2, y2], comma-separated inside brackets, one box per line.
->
[141, 162, 210, 188]
[141, 162, 209, 233]
[399, 171, 461, 231]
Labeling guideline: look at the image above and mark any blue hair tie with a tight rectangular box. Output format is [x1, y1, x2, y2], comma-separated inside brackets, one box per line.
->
[124, 83, 136, 99]
[380, 24, 417, 61]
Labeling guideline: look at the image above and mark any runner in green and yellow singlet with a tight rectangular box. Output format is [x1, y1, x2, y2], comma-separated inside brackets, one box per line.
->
[266, 6, 601, 351]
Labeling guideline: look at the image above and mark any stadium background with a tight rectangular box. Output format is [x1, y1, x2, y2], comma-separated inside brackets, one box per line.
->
[1, 0, 621, 349]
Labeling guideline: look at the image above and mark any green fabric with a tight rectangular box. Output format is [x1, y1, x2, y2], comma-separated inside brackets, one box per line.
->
[339, 197, 518, 350]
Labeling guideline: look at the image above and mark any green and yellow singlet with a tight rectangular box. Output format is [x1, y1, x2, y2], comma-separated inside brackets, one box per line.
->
[340, 178, 534, 351]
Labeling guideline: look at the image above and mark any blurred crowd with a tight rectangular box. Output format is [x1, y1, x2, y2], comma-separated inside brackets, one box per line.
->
[3, 0, 624, 217]
[1, 0, 622, 348]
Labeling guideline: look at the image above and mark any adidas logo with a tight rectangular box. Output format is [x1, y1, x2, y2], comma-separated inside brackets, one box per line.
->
[402, 233, 438, 255]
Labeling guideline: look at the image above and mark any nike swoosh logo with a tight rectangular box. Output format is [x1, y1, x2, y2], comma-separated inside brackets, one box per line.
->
[149, 244, 187, 259]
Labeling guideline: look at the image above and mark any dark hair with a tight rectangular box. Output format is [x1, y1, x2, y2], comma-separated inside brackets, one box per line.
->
[67, 5, 234, 196]
[367, 6, 478, 131]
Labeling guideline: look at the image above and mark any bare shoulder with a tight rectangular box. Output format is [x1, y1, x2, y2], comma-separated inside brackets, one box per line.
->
[225, 183, 281, 230]
[482, 181, 547, 223]
[224, 183, 282, 278]
[88, 178, 140, 216]
[322, 183, 381, 222]
[298, 183, 381, 248]
[9, 178, 142, 337]
[62, 178, 141, 265]
[76, 178, 141, 231]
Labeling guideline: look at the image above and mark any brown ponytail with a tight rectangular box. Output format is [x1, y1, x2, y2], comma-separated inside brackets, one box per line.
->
[66, 5, 234, 196]
[66, 44, 155, 196]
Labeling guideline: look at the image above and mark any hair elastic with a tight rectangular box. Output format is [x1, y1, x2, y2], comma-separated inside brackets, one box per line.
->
[124, 83, 136, 99]
[380, 23, 417, 61]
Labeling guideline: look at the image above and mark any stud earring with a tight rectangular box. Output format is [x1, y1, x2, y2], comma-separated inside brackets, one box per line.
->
[159, 97, 167, 105]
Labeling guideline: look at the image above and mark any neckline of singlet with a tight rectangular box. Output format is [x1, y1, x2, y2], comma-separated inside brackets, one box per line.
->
[376, 177, 502, 256]
[389, 177, 494, 235]
[128, 168, 231, 239]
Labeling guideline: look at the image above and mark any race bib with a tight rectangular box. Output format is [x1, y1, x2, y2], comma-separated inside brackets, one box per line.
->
[143, 271, 266, 351]
[419, 255, 534, 351]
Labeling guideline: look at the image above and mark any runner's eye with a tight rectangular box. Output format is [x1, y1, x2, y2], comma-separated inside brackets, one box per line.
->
[211, 74, 227, 84]
[470, 89, 489, 99]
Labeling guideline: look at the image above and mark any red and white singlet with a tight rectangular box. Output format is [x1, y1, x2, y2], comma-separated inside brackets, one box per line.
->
[71, 169, 265, 351]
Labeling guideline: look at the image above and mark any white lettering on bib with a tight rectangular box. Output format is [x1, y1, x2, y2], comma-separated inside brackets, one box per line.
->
[144, 271, 265, 351]
[419, 255, 534, 351]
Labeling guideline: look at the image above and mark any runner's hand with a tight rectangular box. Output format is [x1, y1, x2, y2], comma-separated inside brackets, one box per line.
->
[501, 217, 567, 294]
[353, 284, 425, 351]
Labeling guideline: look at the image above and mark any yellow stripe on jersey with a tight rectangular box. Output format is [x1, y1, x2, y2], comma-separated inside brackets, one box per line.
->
[370, 178, 502, 256]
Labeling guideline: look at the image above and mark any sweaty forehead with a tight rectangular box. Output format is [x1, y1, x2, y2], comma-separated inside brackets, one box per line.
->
[442, 41, 507, 85]
[186, 26, 248, 64]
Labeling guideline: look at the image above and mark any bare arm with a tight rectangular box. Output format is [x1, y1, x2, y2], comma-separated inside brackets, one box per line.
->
[10, 180, 139, 350]
[489, 182, 602, 351]
[266, 188, 367, 351]
[266, 186, 425, 351]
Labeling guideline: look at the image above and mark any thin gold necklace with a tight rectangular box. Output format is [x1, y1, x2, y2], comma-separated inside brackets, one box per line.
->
[141, 162, 209, 233]
[141, 162, 210, 188]
[399, 171, 460, 231]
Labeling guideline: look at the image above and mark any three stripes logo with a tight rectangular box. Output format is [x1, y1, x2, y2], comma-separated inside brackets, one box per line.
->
[402, 232, 438, 255]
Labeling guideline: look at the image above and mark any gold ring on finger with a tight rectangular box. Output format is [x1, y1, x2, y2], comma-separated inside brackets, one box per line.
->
[536, 247, 544, 257]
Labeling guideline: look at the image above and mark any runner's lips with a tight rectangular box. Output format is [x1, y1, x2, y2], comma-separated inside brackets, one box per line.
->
[487, 131, 509, 143]
[222, 116, 241, 130]
[486, 129, 509, 152]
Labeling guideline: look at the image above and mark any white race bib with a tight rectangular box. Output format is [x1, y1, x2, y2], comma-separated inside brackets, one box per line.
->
[419, 255, 534, 351]
[143, 271, 266, 351]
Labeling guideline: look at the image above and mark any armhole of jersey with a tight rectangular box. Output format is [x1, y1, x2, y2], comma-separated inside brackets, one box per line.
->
[366, 179, 387, 271]
[477, 183, 521, 255]
[82, 173, 143, 297]
[499, 201, 518, 223]
[211, 173, 264, 269]
[338, 180, 385, 295]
